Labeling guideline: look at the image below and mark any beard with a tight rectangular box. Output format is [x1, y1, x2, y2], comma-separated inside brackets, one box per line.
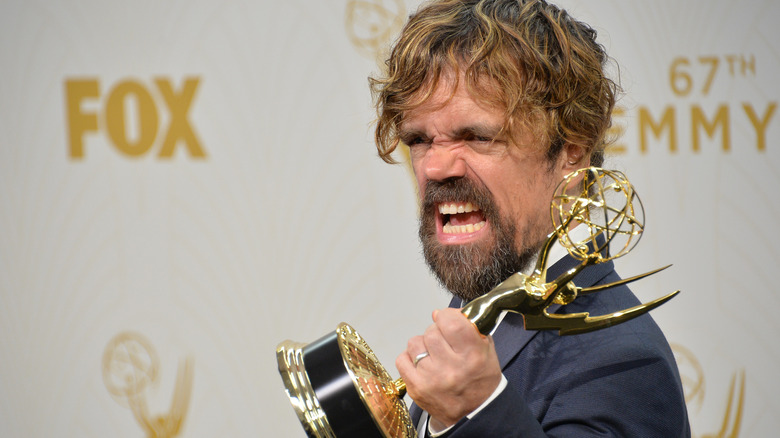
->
[419, 177, 544, 302]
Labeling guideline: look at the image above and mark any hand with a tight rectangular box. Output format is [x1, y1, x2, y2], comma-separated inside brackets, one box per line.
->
[396, 308, 503, 429]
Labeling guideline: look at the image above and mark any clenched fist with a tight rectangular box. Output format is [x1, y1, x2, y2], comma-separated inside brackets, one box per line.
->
[396, 308, 503, 430]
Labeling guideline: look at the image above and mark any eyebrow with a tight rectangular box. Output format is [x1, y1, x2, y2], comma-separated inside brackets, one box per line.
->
[398, 127, 426, 139]
[452, 123, 503, 139]
[398, 123, 504, 142]
[396, 129, 426, 147]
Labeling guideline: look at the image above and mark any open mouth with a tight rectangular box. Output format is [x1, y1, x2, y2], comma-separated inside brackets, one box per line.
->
[439, 202, 487, 235]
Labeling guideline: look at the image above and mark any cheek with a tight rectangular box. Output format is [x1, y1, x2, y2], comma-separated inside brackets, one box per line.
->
[414, 172, 427, 198]
[501, 179, 556, 224]
[489, 178, 529, 214]
[410, 160, 425, 194]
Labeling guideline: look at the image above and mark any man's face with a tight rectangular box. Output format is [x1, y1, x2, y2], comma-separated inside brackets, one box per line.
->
[399, 75, 581, 300]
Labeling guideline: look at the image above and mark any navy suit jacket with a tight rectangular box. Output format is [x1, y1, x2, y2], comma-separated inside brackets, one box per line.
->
[410, 255, 691, 437]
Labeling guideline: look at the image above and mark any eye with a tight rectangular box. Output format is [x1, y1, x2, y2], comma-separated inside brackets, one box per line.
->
[465, 130, 496, 143]
[401, 135, 431, 150]
[468, 134, 506, 155]
[461, 129, 497, 145]
[401, 135, 429, 160]
[405, 136, 427, 146]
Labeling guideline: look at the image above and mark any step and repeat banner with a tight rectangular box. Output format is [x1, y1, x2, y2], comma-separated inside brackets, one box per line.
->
[1, 0, 777, 436]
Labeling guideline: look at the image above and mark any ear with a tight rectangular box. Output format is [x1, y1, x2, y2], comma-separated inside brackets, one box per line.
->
[553, 144, 589, 194]
[560, 143, 588, 174]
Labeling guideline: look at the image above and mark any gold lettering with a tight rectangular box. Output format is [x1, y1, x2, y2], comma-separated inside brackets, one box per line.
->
[692, 104, 730, 152]
[743, 102, 777, 152]
[698, 56, 719, 96]
[725, 54, 738, 76]
[155, 77, 206, 158]
[669, 58, 692, 97]
[742, 54, 756, 76]
[639, 106, 677, 154]
[606, 106, 627, 154]
[105, 80, 159, 157]
[65, 79, 100, 159]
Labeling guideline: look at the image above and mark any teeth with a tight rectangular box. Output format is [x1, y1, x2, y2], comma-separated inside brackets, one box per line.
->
[438, 202, 479, 215]
[442, 221, 486, 234]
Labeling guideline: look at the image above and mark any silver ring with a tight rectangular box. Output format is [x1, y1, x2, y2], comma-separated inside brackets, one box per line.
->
[413, 351, 429, 366]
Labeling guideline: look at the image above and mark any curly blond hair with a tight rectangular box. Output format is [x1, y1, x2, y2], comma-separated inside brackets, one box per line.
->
[370, 0, 618, 166]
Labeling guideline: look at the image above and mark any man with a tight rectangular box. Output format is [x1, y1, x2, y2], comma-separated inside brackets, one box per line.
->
[369, 0, 690, 436]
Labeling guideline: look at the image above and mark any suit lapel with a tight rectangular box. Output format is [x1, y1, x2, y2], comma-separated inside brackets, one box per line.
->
[410, 402, 422, 426]
[492, 311, 537, 368]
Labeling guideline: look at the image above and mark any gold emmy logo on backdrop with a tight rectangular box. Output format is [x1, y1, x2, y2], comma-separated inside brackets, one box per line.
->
[345, 0, 405, 59]
[276, 168, 681, 438]
[672, 344, 745, 438]
[64, 77, 206, 159]
[673, 343, 706, 413]
[103, 332, 193, 438]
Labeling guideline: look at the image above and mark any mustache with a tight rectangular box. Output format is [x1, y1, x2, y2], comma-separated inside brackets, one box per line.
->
[421, 178, 495, 214]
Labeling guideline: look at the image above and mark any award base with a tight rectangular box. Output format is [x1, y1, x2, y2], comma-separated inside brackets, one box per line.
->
[277, 323, 416, 438]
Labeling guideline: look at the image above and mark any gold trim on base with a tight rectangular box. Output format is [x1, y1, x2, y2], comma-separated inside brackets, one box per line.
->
[276, 341, 336, 438]
[336, 323, 417, 438]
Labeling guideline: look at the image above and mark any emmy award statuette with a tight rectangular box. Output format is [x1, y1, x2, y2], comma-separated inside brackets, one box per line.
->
[276, 168, 680, 438]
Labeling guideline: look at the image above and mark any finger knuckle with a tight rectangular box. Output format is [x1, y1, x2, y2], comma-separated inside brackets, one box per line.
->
[422, 329, 439, 345]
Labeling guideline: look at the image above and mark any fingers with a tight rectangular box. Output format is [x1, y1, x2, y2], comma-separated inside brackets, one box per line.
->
[431, 308, 488, 353]
[412, 351, 430, 366]
[396, 334, 425, 374]
[396, 307, 503, 428]
[396, 308, 488, 377]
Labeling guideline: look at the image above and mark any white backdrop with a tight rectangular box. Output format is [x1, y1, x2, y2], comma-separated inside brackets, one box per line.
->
[1, 0, 778, 436]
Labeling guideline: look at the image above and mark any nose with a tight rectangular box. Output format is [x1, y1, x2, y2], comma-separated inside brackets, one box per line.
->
[421, 144, 467, 182]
